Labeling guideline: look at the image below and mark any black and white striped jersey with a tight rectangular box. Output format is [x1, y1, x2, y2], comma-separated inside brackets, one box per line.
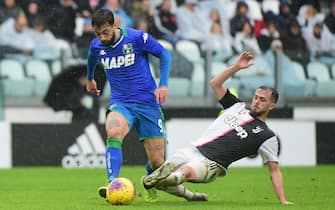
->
[195, 90, 279, 169]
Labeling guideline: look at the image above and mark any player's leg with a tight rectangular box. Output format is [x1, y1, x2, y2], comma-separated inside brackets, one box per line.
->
[143, 147, 198, 188]
[158, 158, 224, 187]
[156, 184, 208, 202]
[104, 111, 130, 181]
[136, 104, 166, 202]
[145, 148, 225, 188]
[141, 138, 165, 202]
[98, 104, 134, 199]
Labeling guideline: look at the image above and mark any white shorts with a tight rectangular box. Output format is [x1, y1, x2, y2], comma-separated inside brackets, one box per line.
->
[168, 147, 226, 183]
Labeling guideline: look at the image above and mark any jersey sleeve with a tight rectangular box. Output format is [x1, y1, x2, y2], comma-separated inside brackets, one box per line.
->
[136, 31, 164, 57]
[86, 44, 99, 80]
[258, 136, 279, 164]
[218, 89, 241, 109]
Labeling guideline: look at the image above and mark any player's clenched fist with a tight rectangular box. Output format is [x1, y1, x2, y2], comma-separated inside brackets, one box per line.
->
[86, 80, 101, 96]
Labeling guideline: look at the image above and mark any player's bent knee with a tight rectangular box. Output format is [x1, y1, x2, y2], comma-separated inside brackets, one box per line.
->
[186, 158, 222, 183]
[106, 127, 127, 139]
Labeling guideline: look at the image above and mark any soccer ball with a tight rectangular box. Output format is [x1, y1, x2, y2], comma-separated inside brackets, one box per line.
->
[106, 177, 136, 205]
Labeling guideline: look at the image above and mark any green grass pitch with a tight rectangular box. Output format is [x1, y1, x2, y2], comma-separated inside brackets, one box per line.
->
[0, 165, 334, 210]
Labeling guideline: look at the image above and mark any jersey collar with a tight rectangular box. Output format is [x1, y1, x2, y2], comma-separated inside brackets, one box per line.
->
[110, 28, 127, 48]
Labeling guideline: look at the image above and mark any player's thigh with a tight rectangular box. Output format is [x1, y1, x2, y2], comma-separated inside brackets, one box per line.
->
[105, 104, 133, 139]
[136, 104, 166, 165]
[135, 104, 166, 141]
[184, 157, 223, 183]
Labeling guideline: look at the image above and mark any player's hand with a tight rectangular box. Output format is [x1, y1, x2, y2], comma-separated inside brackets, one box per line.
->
[86, 79, 101, 96]
[154, 86, 168, 104]
[235, 51, 254, 70]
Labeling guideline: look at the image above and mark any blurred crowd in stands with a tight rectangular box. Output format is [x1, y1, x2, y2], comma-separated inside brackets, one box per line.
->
[0, 0, 335, 99]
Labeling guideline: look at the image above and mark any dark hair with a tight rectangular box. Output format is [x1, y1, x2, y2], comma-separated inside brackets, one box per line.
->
[257, 86, 279, 103]
[91, 9, 114, 28]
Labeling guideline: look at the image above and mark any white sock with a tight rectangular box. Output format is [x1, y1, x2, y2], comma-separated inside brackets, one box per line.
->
[163, 185, 194, 200]
[156, 171, 186, 187]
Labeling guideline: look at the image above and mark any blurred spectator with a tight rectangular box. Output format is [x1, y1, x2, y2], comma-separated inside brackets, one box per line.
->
[67, 75, 100, 124]
[208, 8, 221, 25]
[75, 0, 101, 18]
[202, 21, 233, 62]
[75, 18, 95, 59]
[45, 0, 77, 42]
[280, 19, 310, 68]
[0, 15, 34, 62]
[0, 0, 24, 24]
[257, 21, 280, 53]
[229, 1, 251, 36]
[27, 16, 61, 60]
[134, 18, 149, 31]
[276, 1, 296, 35]
[324, 1, 335, 35]
[102, 0, 133, 27]
[290, 0, 320, 15]
[254, 11, 276, 38]
[303, 22, 335, 67]
[233, 21, 261, 55]
[37, 0, 59, 15]
[297, 4, 324, 32]
[176, 0, 210, 43]
[22, 0, 42, 27]
[154, 0, 180, 46]
[131, 0, 158, 36]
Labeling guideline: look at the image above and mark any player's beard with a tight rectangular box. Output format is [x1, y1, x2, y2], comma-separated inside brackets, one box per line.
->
[102, 30, 116, 46]
[250, 111, 266, 117]
[250, 108, 267, 117]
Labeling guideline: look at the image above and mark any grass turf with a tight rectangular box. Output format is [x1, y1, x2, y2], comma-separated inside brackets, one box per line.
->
[0, 165, 334, 210]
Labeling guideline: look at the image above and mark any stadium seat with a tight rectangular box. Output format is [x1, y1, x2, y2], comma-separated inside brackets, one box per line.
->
[25, 60, 52, 96]
[26, 60, 52, 80]
[307, 62, 335, 97]
[0, 59, 34, 96]
[211, 61, 227, 77]
[51, 60, 62, 76]
[33, 48, 61, 61]
[245, 0, 263, 20]
[157, 39, 173, 51]
[175, 40, 204, 65]
[175, 40, 206, 96]
[102, 82, 111, 99]
[263, 51, 307, 98]
[262, 0, 280, 14]
[291, 62, 316, 96]
[307, 62, 331, 82]
[190, 64, 205, 96]
[168, 78, 191, 97]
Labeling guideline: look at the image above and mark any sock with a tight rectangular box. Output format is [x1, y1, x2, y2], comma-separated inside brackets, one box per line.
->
[163, 185, 194, 200]
[106, 137, 123, 182]
[145, 161, 155, 176]
[164, 171, 186, 186]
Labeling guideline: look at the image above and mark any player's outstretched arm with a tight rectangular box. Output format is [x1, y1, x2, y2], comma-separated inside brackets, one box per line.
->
[86, 49, 101, 96]
[210, 51, 253, 100]
[267, 161, 294, 205]
[155, 49, 171, 104]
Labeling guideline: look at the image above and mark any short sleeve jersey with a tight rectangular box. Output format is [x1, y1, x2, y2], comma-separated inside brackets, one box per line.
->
[195, 90, 279, 168]
[88, 28, 164, 106]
